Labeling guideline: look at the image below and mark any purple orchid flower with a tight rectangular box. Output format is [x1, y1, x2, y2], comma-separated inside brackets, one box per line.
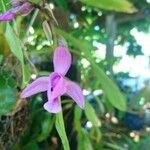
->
[0, 0, 33, 21]
[21, 46, 84, 113]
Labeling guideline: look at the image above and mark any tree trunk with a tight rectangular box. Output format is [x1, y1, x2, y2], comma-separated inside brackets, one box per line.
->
[105, 14, 117, 80]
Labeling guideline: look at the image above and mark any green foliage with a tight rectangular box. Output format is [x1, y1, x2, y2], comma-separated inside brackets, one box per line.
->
[0, 0, 6, 11]
[37, 112, 55, 142]
[30, 0, 40, 4]
[80, 0, 136, 13]
[0, 71, 16, 115]
[0, 55, 3, 64]
[74, 106, 93, 150]
[79, 131, 94, 150]
[1, 0, 31, 87]
[0, 0, 149, 149]
[5, 24, 30, 87]
[22, 142, 39, 150]
[85, 101, 100, 127]
[5, 24, 24, 63]
[54, 0, 68, 12]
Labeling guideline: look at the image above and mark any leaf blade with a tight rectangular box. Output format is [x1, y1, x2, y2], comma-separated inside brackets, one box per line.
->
[85, 101, 100, 127]
[5, 23, 30, 86]
[80, 0, 136, 13]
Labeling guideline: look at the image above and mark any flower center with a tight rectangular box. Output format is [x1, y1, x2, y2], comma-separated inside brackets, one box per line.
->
[49, 72, 62, 91]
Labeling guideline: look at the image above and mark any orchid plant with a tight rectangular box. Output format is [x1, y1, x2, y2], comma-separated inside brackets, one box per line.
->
[0, 0, 85, 113]
[21, 46, 85, 113]
[0, 1, 85, 149]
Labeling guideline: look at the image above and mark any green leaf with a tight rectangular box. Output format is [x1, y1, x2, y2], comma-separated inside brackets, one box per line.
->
[55, 112, 70, 150]
[85, 101, 100, 127]
[22, 64, 31, 87]
[5, 23, 30, 87]
[0, 0, 6, 11]
[74, 106, 93, 150]
[2, 0, 30, 87]
[54, 0, 68, 11]
[80, 131, 94, 150]
[0, 54, 3, 64]
[5, 24, 24, 63]
[55, 28, 126, 111]
[74, 106, 82, 132]
[80, 0, 136, 13]
[22, 142, 39, 150]
[37, 113, 54, 142]
[30, 0, 40, 4]
[89, 127, 102, 143]
[0, 71, 16, 115]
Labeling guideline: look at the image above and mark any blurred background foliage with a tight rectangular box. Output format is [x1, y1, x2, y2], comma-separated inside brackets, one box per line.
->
[0, 0, 150, 149]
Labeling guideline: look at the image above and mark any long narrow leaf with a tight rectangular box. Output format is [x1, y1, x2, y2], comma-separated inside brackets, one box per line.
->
[80, 0, 136, 13]
[85, 101, 100, 127]
[74, 106, 94, 150]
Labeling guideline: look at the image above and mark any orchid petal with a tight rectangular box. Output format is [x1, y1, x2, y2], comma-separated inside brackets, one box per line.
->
[53, 46, 71, 76]
[65, 80, 84, 109]
[0, 11, 15, 21]
[43, 98, 62, 113]
[16, 2, 33, 16]
[50, 76, 66, 100]
[21, 77, 49, 98]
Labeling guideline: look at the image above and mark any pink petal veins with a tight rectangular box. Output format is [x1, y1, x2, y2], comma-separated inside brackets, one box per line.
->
[53, 46, 72, 76]
[15, 2, 33, 16]
[21, 77, 49, 98]
[0, 2, 33, 22]
[65, 80, 84, 109]
[50, 75, 66, 100]
[0, 11, 15, 21]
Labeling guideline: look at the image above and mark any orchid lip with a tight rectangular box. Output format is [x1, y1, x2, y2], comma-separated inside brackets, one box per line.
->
[49, 72, 63, 88]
